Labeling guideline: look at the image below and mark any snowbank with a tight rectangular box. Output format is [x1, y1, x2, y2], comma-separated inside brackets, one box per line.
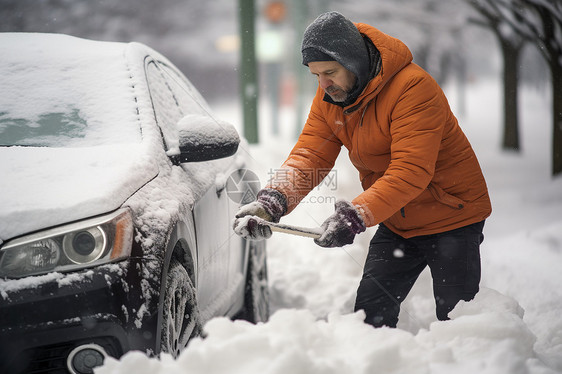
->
[98, 288, 544, 374]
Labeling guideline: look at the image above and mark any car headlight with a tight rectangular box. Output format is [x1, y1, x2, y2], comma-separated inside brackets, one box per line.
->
[0, 209, 133, 278]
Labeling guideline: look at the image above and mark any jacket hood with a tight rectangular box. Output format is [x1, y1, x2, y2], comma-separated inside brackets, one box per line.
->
[302, 12, 372, 106]
[344, 23, 413, 112]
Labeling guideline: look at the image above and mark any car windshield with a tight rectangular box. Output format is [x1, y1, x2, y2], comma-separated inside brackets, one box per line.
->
[0, 35, 142, 147]
[1, 109, 94, 147]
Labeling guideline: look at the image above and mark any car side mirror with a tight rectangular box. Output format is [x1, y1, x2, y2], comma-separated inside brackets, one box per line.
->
[176, 114, 240, 163]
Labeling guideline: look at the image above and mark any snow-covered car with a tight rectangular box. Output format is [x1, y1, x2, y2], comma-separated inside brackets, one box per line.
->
[0, 33, 268, 374]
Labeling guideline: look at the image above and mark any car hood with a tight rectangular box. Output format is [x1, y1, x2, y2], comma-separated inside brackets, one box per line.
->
[0, 144, 159, 243]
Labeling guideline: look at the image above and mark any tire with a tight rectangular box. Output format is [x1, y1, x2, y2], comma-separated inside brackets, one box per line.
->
[160, 258, 201, 357]
[241, 241, 270, 323]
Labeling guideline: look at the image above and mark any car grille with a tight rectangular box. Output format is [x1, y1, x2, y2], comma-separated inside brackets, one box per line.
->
[9, 337, 122, 374]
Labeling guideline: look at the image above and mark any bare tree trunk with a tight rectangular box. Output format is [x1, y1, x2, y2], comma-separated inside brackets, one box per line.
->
[514, 0, 562, 176]
[465, 0, 525, 152]
[500, 39, 522, 151]
[551, 61, 562, 176]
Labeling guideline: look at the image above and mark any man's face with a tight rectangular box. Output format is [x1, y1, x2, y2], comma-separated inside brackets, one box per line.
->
[308, 61, 356, 102]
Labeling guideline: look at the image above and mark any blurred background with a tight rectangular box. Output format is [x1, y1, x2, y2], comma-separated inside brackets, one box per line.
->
[0, 0, 551, 136]
[3, 0, 560, 177]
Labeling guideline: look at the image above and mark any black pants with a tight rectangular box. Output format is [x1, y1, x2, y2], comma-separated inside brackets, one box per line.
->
[354, 221, 485, 327]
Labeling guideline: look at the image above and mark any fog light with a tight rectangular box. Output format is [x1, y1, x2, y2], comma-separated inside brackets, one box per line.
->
[67, 344, 107, 374]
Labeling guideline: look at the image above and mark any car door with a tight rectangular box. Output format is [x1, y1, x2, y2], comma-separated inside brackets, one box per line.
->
[144, 58, 234, 320]
[224, 166, 261, 314]
[192, 176, 232, 319]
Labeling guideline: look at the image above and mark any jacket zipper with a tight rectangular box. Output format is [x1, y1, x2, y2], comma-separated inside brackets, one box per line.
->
[359, 100, 372, 127]
[351, 101, 374, 169]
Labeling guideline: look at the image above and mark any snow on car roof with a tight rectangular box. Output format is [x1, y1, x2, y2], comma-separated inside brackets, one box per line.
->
[0, 33, 142, 147]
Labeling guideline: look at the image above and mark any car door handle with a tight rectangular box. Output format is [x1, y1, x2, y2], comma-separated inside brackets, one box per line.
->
[216, 175, 227, 197]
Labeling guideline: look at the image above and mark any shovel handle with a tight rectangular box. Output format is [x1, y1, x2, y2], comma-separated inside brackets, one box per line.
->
[261, 220, 323, 239]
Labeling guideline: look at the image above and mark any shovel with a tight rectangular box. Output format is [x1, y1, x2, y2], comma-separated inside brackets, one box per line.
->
[261, 220, 323, 239]
[240, 216, 324, 239]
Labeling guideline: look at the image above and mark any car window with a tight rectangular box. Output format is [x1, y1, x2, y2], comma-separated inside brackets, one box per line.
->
[159, 64, 211, 117]
[145, 60, 213, 152]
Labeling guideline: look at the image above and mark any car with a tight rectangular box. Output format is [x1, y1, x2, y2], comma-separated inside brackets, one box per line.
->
[0, 33, 268, 374]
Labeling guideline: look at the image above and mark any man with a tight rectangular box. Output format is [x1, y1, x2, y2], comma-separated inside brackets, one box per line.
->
[234, 11, 491, 328]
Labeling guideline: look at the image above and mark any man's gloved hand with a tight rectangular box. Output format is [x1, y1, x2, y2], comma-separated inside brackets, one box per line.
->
[233, 188, 287, 240]
[314, 200, 366, 248]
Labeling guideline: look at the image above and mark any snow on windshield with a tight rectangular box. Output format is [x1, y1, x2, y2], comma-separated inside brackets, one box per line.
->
[0, 33, 142, 147]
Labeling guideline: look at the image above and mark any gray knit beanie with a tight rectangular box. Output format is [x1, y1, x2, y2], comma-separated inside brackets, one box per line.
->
[301, 11, 370, 98]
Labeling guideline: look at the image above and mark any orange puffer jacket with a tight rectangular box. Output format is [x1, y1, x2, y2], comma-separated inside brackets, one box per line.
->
[267, 23, 491, 238]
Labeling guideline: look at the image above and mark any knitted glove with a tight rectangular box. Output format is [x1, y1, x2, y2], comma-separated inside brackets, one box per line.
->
[314, 200, 366, 248]
[233, 188, 287, 240]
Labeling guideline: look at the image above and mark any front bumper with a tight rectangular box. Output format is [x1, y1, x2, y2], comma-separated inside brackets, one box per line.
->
[0, 258, 162, 373]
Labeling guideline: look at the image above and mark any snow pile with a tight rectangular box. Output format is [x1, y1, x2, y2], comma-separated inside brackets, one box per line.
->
[482, 222, 562, 370]
[421, 289, 538, 373]
[268, 234, 367, 318]
[98, 288, 540, 374]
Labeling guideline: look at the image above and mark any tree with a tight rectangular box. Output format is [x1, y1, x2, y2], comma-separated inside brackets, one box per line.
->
[497, 0, 562, 176]
[338, 0, 467, 84]
[466, 0, 526, 151]
[518, 0, 562, 176]
[337, 0, 474, 114]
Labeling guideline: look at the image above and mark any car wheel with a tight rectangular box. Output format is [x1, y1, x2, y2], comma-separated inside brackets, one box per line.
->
[160, 258, 200, 357]
[242, 241, 270, 323]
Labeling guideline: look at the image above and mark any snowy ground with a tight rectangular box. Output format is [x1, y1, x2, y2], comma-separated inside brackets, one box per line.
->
[98, 79, 562, 373]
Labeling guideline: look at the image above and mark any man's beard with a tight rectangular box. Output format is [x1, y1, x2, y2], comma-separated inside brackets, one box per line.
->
[325, 85, 349, 102]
